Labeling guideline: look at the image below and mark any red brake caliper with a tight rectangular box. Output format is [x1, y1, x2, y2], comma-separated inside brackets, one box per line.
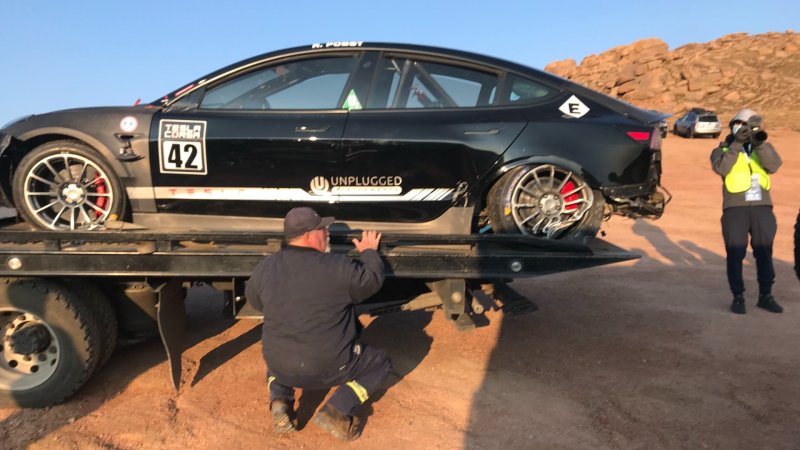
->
[561, 180, 578, 211]
[93, 174, 108, 218]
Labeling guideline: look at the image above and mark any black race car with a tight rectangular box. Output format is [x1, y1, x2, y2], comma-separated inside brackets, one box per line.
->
[0, 42, 668, 242]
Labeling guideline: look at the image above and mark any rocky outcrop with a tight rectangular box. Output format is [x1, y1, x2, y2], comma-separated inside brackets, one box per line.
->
[544, 31, 800, 130]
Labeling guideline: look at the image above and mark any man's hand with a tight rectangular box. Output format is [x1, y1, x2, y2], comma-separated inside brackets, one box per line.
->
[733, 124, 751, 143]
[353, 230, 382, 252]
[748, 115, 763, 130]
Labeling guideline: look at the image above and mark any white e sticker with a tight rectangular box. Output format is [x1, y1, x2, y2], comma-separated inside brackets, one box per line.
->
[120, 116, 138, 132]
[559, 95, 590, 119]
[158, 119, 208, 175]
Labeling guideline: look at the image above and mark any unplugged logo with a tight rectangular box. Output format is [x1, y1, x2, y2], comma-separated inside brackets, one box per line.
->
[310, 176, 330, 194]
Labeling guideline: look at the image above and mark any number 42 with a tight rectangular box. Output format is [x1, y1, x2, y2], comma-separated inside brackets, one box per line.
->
[164, 142, 204, 172]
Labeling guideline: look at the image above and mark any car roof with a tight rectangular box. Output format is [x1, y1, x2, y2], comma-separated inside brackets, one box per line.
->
[155, 41, 668, 125]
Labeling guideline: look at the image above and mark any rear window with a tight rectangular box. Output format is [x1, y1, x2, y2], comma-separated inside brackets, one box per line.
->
[699, 115, 719, 122]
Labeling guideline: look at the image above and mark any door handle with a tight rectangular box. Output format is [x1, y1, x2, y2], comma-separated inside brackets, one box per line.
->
[295, 125, 331, 133]
[464, 128, 501, 135]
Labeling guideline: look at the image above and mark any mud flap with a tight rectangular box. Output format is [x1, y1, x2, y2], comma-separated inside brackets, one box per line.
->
[150, 278, 186, 391]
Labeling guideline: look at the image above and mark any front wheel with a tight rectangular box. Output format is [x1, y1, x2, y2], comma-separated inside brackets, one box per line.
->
[486, 164, 602, 243]
[12, 140, 125, 230]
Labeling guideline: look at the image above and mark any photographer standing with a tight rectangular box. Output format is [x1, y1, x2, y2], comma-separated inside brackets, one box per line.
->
[711, 108, 783, 314]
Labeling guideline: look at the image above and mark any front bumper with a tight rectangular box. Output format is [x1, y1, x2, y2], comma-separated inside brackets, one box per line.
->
[0, 132, 15, 207]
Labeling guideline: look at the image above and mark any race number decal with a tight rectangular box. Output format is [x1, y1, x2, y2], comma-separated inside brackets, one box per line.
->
[158, 120, 208, 175]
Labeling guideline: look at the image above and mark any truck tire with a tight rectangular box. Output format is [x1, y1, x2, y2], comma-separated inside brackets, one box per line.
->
[63, 280, 118, 370]
[487, 164, 600, 242]
[0, 278, 101, 407]
[12, 140, 126, 231]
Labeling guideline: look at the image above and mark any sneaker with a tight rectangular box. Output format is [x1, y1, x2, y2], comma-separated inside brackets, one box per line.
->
[757, 294, 783, 313]
[270, 399, 297, 434]
[312, 404, 363, 441]
[731, 295, 746, 314]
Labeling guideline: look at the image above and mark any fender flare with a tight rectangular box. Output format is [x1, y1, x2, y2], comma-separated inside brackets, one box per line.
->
[16, 127, 132, 180]
[476, 155, 596, 210]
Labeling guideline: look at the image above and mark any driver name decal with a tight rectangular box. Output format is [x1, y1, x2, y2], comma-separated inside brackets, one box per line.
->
[158, 119, 208, 175]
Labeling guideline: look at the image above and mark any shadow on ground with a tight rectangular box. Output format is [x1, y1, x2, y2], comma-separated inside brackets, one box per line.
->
[465, 219, 800, 448]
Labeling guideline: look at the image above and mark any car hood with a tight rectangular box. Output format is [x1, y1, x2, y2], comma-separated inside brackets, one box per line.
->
[2, 106, 159, 137]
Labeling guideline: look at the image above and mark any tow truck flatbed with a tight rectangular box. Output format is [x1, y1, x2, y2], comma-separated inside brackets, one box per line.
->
[0, 219, 638, 407]
[0, 223, 636, 278]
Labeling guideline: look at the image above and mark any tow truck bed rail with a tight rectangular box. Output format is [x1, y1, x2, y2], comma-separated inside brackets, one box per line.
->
[0, 224, 636, 279]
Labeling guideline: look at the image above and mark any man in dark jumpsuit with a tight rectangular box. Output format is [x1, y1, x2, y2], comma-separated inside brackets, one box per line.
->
[245, 207, 391, 441]
[710, 108, 783, 314]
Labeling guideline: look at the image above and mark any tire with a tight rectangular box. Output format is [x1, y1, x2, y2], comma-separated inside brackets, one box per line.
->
[0, 278, 102, 407]
[712, 133, 720, 139]
[687, 127, 694, 139]
[12, 140, 126, 230]
[486, 164, 601, 242]
[62, 280, 118, 370]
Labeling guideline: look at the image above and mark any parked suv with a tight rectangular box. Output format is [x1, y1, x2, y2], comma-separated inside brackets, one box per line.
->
[672, 110, 722, 138]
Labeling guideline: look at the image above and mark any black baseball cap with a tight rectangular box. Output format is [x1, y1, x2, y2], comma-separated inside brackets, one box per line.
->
[283, 207, 335, 239]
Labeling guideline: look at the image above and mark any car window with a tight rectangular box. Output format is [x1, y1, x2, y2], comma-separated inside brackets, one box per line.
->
[699, 115, 719, 122]
[367, 57, 498, 109]
[505, 74, 554, 104]
[200, 56, 359, 110]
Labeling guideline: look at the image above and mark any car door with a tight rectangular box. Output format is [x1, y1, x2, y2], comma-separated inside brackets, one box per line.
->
[337, 54, 527, 222]
[150, 53, 362, 218]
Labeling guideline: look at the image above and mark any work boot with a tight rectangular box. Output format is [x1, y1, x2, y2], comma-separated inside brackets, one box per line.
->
[757, 294, 783, 313]
[313, 403, 363, 441]
[730, 295, 746, 314]
[270, 398, 297, 434]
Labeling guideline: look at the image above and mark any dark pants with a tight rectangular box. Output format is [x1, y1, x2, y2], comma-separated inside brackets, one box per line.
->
[721, 206, 777, 296]
[268, 344, 392, 416]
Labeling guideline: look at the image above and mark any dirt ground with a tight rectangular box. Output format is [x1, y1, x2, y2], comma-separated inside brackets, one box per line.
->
[2, 131, 799, 449]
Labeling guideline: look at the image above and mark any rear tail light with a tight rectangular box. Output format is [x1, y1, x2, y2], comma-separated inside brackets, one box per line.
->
[626, 128, 661, 150]
[626, 131, 650, 141]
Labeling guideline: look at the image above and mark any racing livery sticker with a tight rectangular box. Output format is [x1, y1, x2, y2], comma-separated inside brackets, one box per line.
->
[153, 186, 454, 203]
[559, 95, 590, 119]
[119, 116, 138, 132]
[310, 176, 402, 195]
[158, 120, 208, 175]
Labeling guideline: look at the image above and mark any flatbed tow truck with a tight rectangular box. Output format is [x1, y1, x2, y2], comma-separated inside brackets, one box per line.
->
[0, 218, 638, 407]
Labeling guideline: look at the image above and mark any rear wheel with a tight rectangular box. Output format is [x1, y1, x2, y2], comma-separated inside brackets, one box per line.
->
[487, 164, 602, 243]
[687, 127, 695, 139]
[0, 278, 101, 407]
[12, 140, 125, 230]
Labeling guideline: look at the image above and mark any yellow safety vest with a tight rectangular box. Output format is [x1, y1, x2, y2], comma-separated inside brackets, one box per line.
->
[722, 147, 771, 193]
